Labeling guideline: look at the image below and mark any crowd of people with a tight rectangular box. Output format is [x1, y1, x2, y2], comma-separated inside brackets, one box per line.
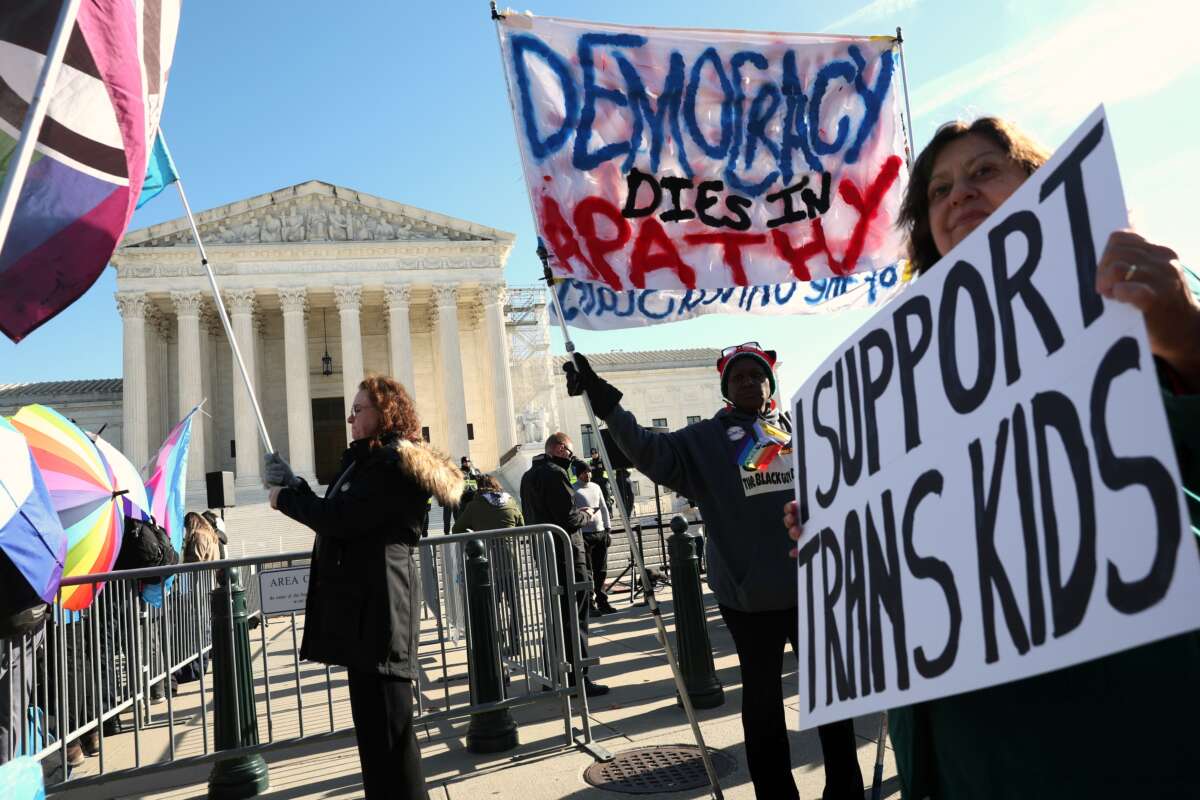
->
[0, 509, 227, 772]
[257, 113, 1199, 798]
[6, 109, 1195, 800]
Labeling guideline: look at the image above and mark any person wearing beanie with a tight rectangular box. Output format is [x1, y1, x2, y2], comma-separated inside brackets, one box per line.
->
[573, 461, 615, 615]
[564, 343, 864, 800]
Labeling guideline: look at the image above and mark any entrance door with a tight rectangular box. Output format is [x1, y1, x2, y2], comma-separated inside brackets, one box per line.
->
[312, 398, 347, 486]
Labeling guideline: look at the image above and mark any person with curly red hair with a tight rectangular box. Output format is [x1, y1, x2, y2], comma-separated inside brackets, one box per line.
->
[265, 374, 464, 799]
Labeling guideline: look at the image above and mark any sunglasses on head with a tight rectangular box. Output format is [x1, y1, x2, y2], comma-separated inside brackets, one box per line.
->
[721, 341, 760, 357]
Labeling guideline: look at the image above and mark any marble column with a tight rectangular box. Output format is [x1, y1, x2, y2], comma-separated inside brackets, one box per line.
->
[334, 285, 365, 422]
[143, 305, 168, 453]
[278, 287, 316, 480]
[432, 284, 470, 460]
[171, 291, 207, 485]
[384, 284, 415, 394]
[224, 288, 262, 487]
[116, 292, 149, 467]
[199, 307, 222, 473]
[480, 283, 517, 457]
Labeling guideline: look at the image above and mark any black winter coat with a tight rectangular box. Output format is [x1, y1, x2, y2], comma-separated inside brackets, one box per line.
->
[276, 433, 463, 678]
[520, 453, 591, 576]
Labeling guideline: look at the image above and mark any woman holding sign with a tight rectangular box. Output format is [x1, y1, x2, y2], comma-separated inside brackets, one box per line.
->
[266, 375, 465, 800]
[786, 116, 1200, 798]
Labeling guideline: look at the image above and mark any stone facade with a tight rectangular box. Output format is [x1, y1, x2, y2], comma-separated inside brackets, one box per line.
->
[110, 180, 519, 491]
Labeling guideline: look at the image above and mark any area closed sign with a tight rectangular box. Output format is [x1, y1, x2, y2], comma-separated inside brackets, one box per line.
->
[259, 566, 311, 616]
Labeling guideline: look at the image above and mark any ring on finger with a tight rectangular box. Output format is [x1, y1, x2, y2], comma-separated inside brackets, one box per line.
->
[1123, 263, 1138, 281]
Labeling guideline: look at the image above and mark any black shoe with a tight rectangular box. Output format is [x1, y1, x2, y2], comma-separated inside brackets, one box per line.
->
[103, 716, 122, 737]
[65, 741, 85, 768]
[597, 600, 618, 615]
[591, 603, 607, 616]
[80, 730, 99, 757]
[584, 680, 610, 697]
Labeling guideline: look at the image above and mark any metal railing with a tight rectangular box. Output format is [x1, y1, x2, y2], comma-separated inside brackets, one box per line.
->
[3, 523, 589, 793]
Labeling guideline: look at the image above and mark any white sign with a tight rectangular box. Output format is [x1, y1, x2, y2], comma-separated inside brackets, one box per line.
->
[551, 264, 911, 330]
[789, 106, 1200, 729]
[496, 13, 909, 291]
[258, 566, 311, 616]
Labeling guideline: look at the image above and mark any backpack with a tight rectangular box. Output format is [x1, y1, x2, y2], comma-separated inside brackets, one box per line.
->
[115, 516, 179, 581]
[0, 550, 49, 639]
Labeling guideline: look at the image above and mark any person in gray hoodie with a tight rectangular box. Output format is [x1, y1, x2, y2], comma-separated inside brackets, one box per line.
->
[564, 342, 863, 800]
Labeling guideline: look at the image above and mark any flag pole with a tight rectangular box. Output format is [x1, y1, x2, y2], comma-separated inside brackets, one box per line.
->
[538, 241, 725, 800]
[896, 27, 917, 168]
[0, 0, 83, 256]
[158, 131, 275, 456]
[492, 6, 719, 790]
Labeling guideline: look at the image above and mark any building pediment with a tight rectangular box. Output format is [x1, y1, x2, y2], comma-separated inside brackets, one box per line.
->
[120, 180, 514, 249]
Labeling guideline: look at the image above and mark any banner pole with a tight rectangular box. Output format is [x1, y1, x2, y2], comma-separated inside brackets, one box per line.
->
[896, 27, 917, 168]
[539, 241, 725, 800]
[160, 131, 275, 456]
[0, 0, 83, 256]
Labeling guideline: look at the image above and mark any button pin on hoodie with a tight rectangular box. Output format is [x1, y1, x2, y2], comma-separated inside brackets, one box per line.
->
[727, 427, 746, 441]
[341, 482, 351, 492]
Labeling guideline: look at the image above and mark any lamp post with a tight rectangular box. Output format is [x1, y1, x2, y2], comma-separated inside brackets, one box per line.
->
[321, 308, 333, 376]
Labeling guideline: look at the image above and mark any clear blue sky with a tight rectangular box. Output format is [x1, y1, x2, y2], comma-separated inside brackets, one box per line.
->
[4, 0, 1197, 401]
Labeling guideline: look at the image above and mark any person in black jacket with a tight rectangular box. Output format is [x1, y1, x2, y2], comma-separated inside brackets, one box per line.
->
[265, 375, 463, 800]
[519, 432, 608, 696]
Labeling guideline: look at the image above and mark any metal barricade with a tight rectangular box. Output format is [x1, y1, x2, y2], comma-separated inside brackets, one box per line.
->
[8, 523, 589, 794]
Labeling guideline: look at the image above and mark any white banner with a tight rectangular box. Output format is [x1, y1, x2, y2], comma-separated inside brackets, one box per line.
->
[551, 263, 911, 330]
[496, 13, 909, 292]
[789, 106, 1200, 729]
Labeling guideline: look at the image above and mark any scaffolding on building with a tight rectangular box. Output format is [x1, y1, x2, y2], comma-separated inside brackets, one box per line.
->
[504, 286, 560, 438]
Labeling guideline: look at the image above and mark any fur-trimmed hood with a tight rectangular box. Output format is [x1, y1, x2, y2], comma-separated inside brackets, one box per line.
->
[393, 439, 464, 507]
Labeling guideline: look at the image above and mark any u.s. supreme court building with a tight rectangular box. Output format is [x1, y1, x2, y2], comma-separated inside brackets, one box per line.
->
[0, 180, 731, 545]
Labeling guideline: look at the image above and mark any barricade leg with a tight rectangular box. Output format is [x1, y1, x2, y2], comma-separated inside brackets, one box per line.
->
[208, 566, 269, 798]
[668, 517, 724, 709]
[465, 540, 519, 754]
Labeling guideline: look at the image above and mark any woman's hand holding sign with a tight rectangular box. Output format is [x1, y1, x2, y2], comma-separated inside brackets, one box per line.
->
[1096, 229, 1200, 393]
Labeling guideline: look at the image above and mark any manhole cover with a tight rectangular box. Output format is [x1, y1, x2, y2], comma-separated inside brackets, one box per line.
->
[583, 744, 737, 795]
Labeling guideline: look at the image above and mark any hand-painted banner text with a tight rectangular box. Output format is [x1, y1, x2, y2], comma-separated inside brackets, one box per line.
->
[497, 13, 909, 292]
[552, 262, 910, 330]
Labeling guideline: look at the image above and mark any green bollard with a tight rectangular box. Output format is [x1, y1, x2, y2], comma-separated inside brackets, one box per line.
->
[464, 539, 519, 754]
[668, 516, 724, 709]
[208, 566, 269, 799]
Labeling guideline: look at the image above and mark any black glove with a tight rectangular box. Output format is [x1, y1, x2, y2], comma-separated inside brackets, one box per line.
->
[563, 353, 623, 417]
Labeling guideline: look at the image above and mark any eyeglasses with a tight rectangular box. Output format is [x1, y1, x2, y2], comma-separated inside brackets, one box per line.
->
[350, 403, 375, 416]
[721, 341, 760, 357]
[728, 368, 769, 385]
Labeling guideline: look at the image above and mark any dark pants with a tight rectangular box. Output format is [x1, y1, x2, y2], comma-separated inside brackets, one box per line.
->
[719, 604, 864, 800]
[346, 670, 428, 800]
[584, 532, 610, 604]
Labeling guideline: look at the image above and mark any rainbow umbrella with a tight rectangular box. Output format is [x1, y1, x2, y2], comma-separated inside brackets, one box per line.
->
[0, 416, 67, 602]
[93, 434, 151, 523]
[9, 405, 123, 610]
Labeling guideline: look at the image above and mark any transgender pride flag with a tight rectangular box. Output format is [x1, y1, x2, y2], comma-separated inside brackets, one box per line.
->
[0, 1, 181, 342]
[140, 404, 197, 607]
[144, 405, 198, 556]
